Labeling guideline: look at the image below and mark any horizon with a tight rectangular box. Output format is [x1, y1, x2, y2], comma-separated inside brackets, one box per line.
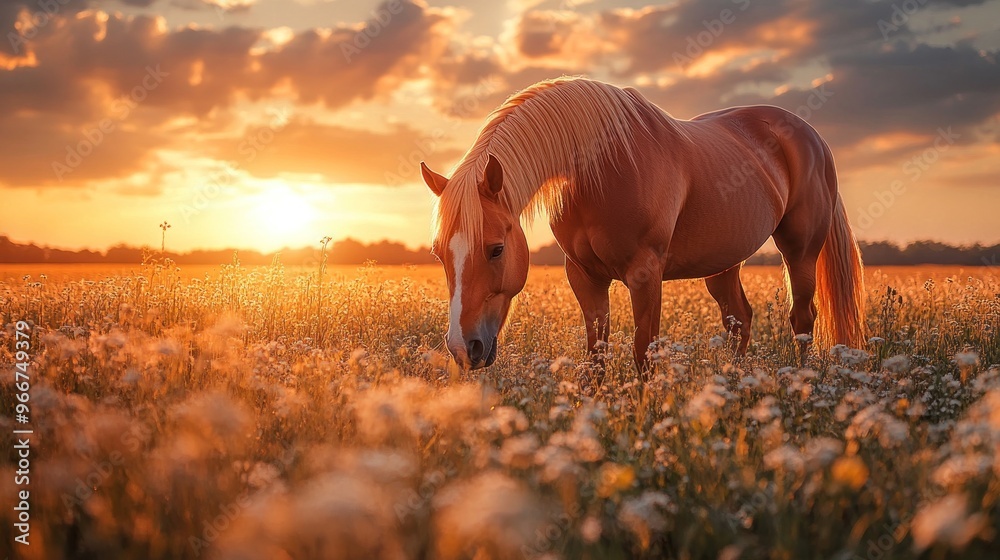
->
[1, 0, 999, 252]
[7, 232, 1000, 257]
[7, 230, 1000, 255]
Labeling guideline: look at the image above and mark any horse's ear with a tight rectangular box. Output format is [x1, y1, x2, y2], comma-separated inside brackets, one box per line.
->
[481, 154, 503, 199]
[421, 162, 448, 197]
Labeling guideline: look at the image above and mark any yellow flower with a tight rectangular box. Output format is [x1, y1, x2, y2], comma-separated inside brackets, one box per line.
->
[895, 398, 910, 415]
[831, 456, 869, 490]
[597, 463, 635, 497]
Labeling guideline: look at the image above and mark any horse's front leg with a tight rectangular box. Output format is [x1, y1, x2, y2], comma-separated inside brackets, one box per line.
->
[566, 259, 611, 376]
[625, 253, 664, 376]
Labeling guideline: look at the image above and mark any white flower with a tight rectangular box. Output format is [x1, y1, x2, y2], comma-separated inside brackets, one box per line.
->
[838, 348, 870, 367]
[433, 472, 544, 559]
[882, 354, 910, 374]
[747, 396, 781, 423]
[955, 351, 979, 368]
[550, 356, 574, 372]
[247, 462, 281, 489]
[931, 454, 992, 487]
[738, 376, 760, 390]
[802, 437, 844, 470]
[349, 347, 368, 366]
[152, 338, 182, 356]
[911, 494, 986, 552]
[763, 445, 805, 476]
[499, 434, 540, 469]
[684, 382, 730, 426]
[580, 515, 602, 543]
[618, 491, 676, 549]
[846, 405, 909, 448]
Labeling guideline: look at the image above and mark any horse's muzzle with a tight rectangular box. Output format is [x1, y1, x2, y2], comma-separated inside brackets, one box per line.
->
[464, 336, 498, 370]
[483, 336, 498, 368]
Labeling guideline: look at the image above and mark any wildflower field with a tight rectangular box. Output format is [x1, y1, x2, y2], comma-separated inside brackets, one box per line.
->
[1, 262, 999, 559]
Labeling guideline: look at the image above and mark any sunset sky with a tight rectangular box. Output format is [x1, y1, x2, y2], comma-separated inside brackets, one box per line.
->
[1, 0, 999, 253]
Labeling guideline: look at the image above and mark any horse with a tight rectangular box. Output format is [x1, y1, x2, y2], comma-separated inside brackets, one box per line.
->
[421, 76, 865, 373]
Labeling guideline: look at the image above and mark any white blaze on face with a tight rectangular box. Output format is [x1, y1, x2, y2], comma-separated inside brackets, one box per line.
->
[447, 232, 470, 348]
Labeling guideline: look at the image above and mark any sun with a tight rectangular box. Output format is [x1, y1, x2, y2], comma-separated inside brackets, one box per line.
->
[252, 185, 318, 243]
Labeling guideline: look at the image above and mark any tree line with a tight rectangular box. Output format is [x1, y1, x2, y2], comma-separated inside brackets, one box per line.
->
[1, 236, 997, 267]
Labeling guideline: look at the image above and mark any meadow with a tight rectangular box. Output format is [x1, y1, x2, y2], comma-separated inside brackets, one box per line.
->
[1, 261, 998, 559]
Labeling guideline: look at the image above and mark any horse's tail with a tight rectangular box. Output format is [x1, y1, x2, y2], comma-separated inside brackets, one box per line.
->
[815, 194, 866, 348]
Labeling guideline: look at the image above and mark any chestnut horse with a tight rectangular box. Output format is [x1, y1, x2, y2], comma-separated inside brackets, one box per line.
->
[422, 77, 865, 372]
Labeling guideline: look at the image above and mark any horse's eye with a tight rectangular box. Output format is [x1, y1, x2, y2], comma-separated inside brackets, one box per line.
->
[489, 245, 504, 260]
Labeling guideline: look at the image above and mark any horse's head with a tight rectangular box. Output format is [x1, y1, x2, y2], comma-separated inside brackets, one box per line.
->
[422, 154, 529, 370]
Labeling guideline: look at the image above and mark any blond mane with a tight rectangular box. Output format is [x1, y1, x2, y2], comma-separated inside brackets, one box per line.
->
[433, 77, 686, 246]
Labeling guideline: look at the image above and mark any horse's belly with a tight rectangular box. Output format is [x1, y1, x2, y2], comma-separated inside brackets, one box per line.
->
[663, 190, 780, 279]
[662, 242, 764, 280]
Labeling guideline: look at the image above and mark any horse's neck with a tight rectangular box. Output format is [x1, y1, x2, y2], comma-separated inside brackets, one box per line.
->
[505, 174, 573, 226]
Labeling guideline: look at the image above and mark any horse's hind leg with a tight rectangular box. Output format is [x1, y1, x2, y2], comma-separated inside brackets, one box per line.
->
[705, 264, 753, 356]
[773, 213, 830, 364]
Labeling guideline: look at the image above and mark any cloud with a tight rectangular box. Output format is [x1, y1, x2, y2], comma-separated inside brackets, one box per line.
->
[1, 0, 89, 56]
[253, 1, 455, 108]
[0, 0, 463, 187]
[0, 0, 998, 197]
[170, 0, 256, 12]
[208, 119, 463, 185]
[514, 10, 591, 58]
[495, 0, 1000, 165]
[0, 112, 169, 186]
[115, 0, 255, 10]
[808, 43, 1000, 148]
[3, 0, 455, 115]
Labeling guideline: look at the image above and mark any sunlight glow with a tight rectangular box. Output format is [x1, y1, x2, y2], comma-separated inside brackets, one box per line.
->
[252, 186, 318, 243]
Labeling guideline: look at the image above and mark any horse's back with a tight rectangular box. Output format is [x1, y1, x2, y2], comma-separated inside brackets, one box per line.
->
[690, 105, 834, 201]
[650, 106, 815, 278]
[553, 91, 836, 283]
[701, 105, 840, 236]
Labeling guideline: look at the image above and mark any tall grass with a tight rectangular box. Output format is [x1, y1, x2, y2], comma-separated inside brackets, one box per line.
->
[1, 261, 998, 559]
